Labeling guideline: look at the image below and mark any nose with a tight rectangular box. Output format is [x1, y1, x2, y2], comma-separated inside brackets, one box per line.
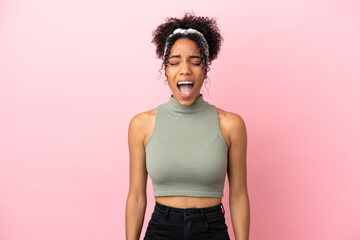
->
[179, 62, 192, 75]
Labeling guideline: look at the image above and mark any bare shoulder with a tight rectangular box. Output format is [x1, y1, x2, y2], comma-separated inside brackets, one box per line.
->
[217, 108, 246, 129]
[128, 108, 157, 147]
[129, 108, 156, 126]
[216, 107, 247, 149]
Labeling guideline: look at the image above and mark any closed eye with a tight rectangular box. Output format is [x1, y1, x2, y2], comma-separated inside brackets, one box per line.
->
[169, 63, 200, 66]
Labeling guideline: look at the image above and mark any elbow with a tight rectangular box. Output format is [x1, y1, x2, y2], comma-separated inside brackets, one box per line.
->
[229, 189, 249, 202]
[127, 190, 147, 204]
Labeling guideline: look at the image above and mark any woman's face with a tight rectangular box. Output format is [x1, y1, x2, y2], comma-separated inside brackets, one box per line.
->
[165, 37, 205, 106]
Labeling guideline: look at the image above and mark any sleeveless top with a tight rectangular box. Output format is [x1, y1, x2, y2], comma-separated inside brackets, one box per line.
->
[145, 94, 229, 198]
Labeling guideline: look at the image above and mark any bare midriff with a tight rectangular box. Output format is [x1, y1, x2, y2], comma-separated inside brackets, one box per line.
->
[154, 196, 222, 209]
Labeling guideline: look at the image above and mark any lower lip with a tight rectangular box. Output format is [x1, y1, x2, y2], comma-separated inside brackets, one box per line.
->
[177, 85, 194, 99]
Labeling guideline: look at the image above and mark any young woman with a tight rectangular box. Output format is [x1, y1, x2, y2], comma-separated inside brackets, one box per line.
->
[126, 12, 250, 240]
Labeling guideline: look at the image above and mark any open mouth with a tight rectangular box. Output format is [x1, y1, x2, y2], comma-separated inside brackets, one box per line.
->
[177, 81, 194, 98]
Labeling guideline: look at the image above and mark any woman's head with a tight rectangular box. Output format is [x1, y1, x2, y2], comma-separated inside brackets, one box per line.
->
[151, 12, 223, 105]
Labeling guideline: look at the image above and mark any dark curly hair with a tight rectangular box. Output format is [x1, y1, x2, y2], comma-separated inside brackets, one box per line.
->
[151, 11, 224, 85]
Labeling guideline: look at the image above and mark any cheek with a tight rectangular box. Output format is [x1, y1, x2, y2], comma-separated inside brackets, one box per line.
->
[165, 69, 177, 79]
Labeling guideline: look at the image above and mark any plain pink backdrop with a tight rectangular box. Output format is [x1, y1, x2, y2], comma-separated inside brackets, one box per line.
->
[1, 0, 359, 239]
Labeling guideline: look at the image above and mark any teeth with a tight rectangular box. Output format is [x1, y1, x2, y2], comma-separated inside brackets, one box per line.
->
[178, 81, 194, 85]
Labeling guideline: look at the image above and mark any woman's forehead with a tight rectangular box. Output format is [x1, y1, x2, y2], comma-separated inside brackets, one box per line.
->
[170, 39, 200, 56]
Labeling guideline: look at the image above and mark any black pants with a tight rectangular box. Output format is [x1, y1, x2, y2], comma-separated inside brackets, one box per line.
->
[144, 201, 231, 240]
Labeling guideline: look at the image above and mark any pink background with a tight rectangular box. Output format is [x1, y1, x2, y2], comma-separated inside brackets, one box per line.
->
[1, 0, 359, 239]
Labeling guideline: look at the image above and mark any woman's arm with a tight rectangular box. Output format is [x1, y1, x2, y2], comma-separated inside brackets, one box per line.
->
[126, 113, 149, 240]
[225, 113, 250, 240]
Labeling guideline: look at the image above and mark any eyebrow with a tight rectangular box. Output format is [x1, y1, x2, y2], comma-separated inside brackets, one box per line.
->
[168, 55, 201, 59]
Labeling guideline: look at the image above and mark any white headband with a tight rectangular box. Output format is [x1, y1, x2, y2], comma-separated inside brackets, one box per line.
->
[163, 28, 209, 62]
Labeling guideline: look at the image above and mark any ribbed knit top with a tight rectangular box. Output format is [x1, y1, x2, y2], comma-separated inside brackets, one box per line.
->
[145, 94, 229, 197]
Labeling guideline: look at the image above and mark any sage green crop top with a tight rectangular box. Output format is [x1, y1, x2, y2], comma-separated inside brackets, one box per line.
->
[145, 94, 229, 198]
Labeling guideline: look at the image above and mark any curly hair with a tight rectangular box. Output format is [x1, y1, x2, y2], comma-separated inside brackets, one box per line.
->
[151, 11, 224, 84]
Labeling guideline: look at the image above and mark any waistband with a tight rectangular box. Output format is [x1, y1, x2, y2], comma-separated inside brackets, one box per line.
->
[153, 201, 227, 236]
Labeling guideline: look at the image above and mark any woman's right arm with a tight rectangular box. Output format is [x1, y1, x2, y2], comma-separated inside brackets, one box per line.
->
[126, 113, 149, 240]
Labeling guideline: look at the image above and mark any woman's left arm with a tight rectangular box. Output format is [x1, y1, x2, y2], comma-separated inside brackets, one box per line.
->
[225, 113, 250, 240]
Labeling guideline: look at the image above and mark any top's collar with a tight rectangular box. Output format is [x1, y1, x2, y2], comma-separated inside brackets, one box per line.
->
[167, 94, 206, 113]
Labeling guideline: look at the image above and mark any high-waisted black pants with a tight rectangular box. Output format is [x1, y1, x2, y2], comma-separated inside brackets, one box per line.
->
[144, 201, 231, 240]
